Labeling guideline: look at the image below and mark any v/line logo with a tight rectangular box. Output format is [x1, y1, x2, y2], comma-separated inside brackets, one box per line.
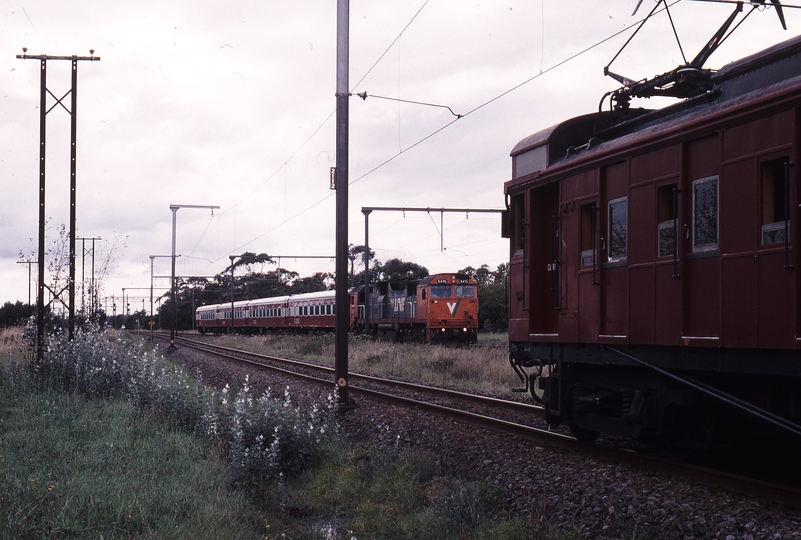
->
[446, 299, 461, 318]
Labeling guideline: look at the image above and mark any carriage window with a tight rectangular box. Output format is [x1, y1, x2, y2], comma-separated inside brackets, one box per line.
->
[693, 176, 718, 251]
[429, 285, 452, 298]
[580, 203, 597, 266]
[761, 158, 790, 245]
[454, 285, 475, 298]
[657, 184, 678, 257]
[607, 197, 628, 262]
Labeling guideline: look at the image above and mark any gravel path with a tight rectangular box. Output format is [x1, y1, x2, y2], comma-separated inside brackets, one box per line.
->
[166, 340, 801, 539]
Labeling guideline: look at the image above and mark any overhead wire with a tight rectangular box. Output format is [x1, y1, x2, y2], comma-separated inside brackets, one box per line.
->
[351, 0, 431, 90]
[686, 0, 801, 8]
[220, 109, 336, 215]
[461, 0, 683, 119]
[225, 0, 430, 216]
[186, 214, 215, 258]
[351, 2, 680, 186]
[205, 0, 760, 274]
[197, 0, 433, 275]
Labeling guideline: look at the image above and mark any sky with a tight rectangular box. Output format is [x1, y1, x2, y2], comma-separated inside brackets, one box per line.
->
[0, 0, 798, 315]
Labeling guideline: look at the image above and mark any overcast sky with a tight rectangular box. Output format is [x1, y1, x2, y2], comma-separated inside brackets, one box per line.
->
[1, 0, 797, 314]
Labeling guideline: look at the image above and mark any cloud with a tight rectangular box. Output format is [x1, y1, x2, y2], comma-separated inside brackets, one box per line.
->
[0, 0, 796, 306]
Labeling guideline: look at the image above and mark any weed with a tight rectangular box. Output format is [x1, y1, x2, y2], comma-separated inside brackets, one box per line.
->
[14, 325, 337, 494]
[431, 353, 455, 373]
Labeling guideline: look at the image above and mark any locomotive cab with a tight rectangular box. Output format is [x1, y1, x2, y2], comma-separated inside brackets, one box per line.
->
[418, 274, 479, 343]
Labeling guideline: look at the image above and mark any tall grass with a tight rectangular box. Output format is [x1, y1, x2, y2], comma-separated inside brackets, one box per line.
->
[209, 332, 517, 394]
[10, 325, 337, 490]
[0, 389, 266, 538]
[0, 326, 566, 538]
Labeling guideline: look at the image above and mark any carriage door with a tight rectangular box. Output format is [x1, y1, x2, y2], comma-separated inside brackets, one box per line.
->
[600, 162, 629, 339]
[683, 136, 721, 341]
[755, 154, 796, 348]
[528, 182, 560, 336]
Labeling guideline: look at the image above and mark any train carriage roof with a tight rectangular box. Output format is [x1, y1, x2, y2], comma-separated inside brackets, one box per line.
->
[248, 295, 291, 307]
[196, 289, 359, 312]
[288, 290, 337, 303]
[510, 33, 801, 179]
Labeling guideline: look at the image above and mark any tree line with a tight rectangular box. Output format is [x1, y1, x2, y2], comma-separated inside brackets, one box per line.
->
[2, 245, 508, 333]
[156, 246, 508, 332]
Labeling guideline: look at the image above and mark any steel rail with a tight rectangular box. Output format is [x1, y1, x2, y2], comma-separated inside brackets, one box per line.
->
[153, 333, 801, 508]
[174, 335, 543, 415]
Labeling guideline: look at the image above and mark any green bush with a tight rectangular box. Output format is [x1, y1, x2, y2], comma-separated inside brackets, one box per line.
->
[25, 326, 337, 490]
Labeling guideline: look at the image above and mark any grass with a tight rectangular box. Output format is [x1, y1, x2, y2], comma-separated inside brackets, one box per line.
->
[0, 326, 583, 539]
[277, 440, 559, 540]
[0, 390, 265, 538]
[206, 331, 518, 394]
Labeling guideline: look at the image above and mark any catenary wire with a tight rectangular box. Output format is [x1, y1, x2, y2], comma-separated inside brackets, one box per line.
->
[221, 0, 430, 217]
[215, 1, 678, 264]
[205, 0, 737, 273]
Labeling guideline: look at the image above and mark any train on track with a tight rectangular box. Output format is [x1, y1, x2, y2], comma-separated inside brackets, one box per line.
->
[504, 24, 801, 453]
[195, 272, 479, 343]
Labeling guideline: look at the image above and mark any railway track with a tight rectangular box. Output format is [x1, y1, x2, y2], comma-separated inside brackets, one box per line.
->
[152, 333, 801, 509]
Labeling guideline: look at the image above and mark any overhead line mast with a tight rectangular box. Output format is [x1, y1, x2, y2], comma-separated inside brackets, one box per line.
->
[16, 50, 100, 361]
[360, 206, 505, 335]
[335, 0, 353, 409]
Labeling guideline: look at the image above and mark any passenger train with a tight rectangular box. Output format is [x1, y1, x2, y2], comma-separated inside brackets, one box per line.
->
[195, 272, 479, 343]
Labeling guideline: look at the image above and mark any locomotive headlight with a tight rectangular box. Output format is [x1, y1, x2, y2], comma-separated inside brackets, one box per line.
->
[463, 327, 467, 332]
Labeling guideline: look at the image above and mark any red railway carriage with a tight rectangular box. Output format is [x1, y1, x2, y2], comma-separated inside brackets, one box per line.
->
[196, 292, 340, 335]
[504, 35, 801, 449]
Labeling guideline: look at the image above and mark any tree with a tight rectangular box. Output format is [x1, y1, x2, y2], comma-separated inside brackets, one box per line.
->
[348, 244, 375, 274]
[289, 272, 335, 294]
[0, 301, 33, 328]
[222, 252, 273, 275]
[372, 258, 429, 282]
[18, 224, 126, 330]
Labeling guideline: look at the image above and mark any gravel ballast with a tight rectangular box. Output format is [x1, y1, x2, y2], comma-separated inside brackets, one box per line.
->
[167, 341, 801, 539]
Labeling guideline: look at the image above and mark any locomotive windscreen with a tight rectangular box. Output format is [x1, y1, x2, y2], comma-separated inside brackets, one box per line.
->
[429, 285, 451, 298]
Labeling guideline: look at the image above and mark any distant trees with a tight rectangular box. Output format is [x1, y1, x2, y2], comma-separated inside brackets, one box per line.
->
[0, 301, 33, 328]
[18, 224, 126, 329]
[156, 252, 338, 330]
[371, 258, 428, 282]
[347, 244, 375, 277]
